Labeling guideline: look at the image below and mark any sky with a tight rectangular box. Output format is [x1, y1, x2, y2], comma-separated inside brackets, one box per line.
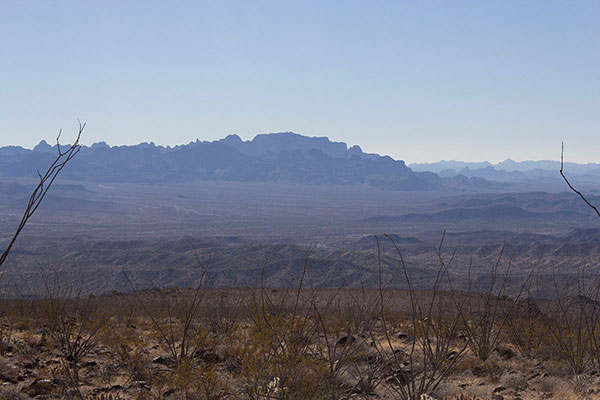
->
[1, 1, 598, 163]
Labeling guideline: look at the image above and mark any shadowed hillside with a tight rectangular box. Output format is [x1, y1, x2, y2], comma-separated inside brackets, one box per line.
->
[0, 133, 497, 191]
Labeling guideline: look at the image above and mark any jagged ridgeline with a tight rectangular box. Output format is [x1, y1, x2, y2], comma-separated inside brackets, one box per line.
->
[0, 132, 492, 191]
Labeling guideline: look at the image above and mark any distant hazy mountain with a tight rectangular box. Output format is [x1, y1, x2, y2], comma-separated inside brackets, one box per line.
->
[409, 160, 493, 173]
[410, 159, 600, 190]
[0, 132, 495, 191]
[410, 159, 600, 175]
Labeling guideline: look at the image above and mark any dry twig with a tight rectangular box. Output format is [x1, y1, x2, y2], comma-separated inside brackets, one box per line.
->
[560, 142, 600, 219]
[0, 121, 85, 268]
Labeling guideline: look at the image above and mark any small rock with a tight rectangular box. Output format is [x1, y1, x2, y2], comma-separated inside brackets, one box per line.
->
[493, 386, 506, 393]
[0, 374, 17, 384]
[496, 346, 516, 360]
[393, 349, 405, 357]
[387, 368, 411, 385]
[152, 356, 169, 365]
[22, 362, 34, 370]
[201, 352, 220, 364]
[336, 335, 356, 347]
[457, 333, 468, 342]
[133, 380, 150, 390]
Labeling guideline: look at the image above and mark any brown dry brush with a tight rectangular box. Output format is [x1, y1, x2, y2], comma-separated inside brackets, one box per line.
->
[311, 286, 381, 398]
[579, 274, 600, 369]
[1, 268, 598, 398]
[443, 236, 536, 363]
[121, 256, 227, 398]
[237, 245, 330, 399]
[372, 234, 468, 400]
[544, 266, 600, 386]
[235, 244, 387, 399]
[505, 280, 552, 359]
[326, 286, 387, 397]
[124, 252, 208, 367]
[38, 272, 111, 399]
[503, 263, 600, 387]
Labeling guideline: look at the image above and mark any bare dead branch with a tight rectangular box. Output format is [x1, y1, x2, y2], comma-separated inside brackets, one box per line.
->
[560, 142, 600, 219]
[0, 122, 85, 269]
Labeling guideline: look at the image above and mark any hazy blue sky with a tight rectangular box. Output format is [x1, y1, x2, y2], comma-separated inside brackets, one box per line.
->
[1, 1, 598, 163]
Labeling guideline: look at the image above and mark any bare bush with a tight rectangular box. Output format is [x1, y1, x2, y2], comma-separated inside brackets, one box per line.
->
[39, 273, 110, 398]
[374, 234, 468, 400]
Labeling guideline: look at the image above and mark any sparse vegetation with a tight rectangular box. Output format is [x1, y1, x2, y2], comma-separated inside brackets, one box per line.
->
[0, 267, 598, 399]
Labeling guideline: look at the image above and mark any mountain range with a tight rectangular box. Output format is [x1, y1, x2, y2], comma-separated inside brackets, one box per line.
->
[410, 159, 600, 174]
[0, 132, 494, 191]
[410, 159, 600, 187]
[2, 132, 598, 192]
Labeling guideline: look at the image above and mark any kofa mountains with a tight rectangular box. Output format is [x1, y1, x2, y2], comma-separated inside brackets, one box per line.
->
[0, 132, 492, 191]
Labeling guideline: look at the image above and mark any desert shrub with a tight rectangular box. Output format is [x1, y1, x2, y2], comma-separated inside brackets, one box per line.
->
[234, 313, 329, 399]
[37, 276, 111, 398]
[0, 316, 13, 354]
[374, 234, 468, 400]
[148, 357, 229, 400]
[201, 290, 246, 336]
[124, 265, 210, 365]
[311, 288, 382, 397]
[444, 243, 534, 363]
[103, 322, 151, 383]
[451, 355, 481, 373]
[536, 376, 558, 392]
[544, 272, 600, 381]
[500, 372, 528, 391]
[506, 314, 552, 358]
